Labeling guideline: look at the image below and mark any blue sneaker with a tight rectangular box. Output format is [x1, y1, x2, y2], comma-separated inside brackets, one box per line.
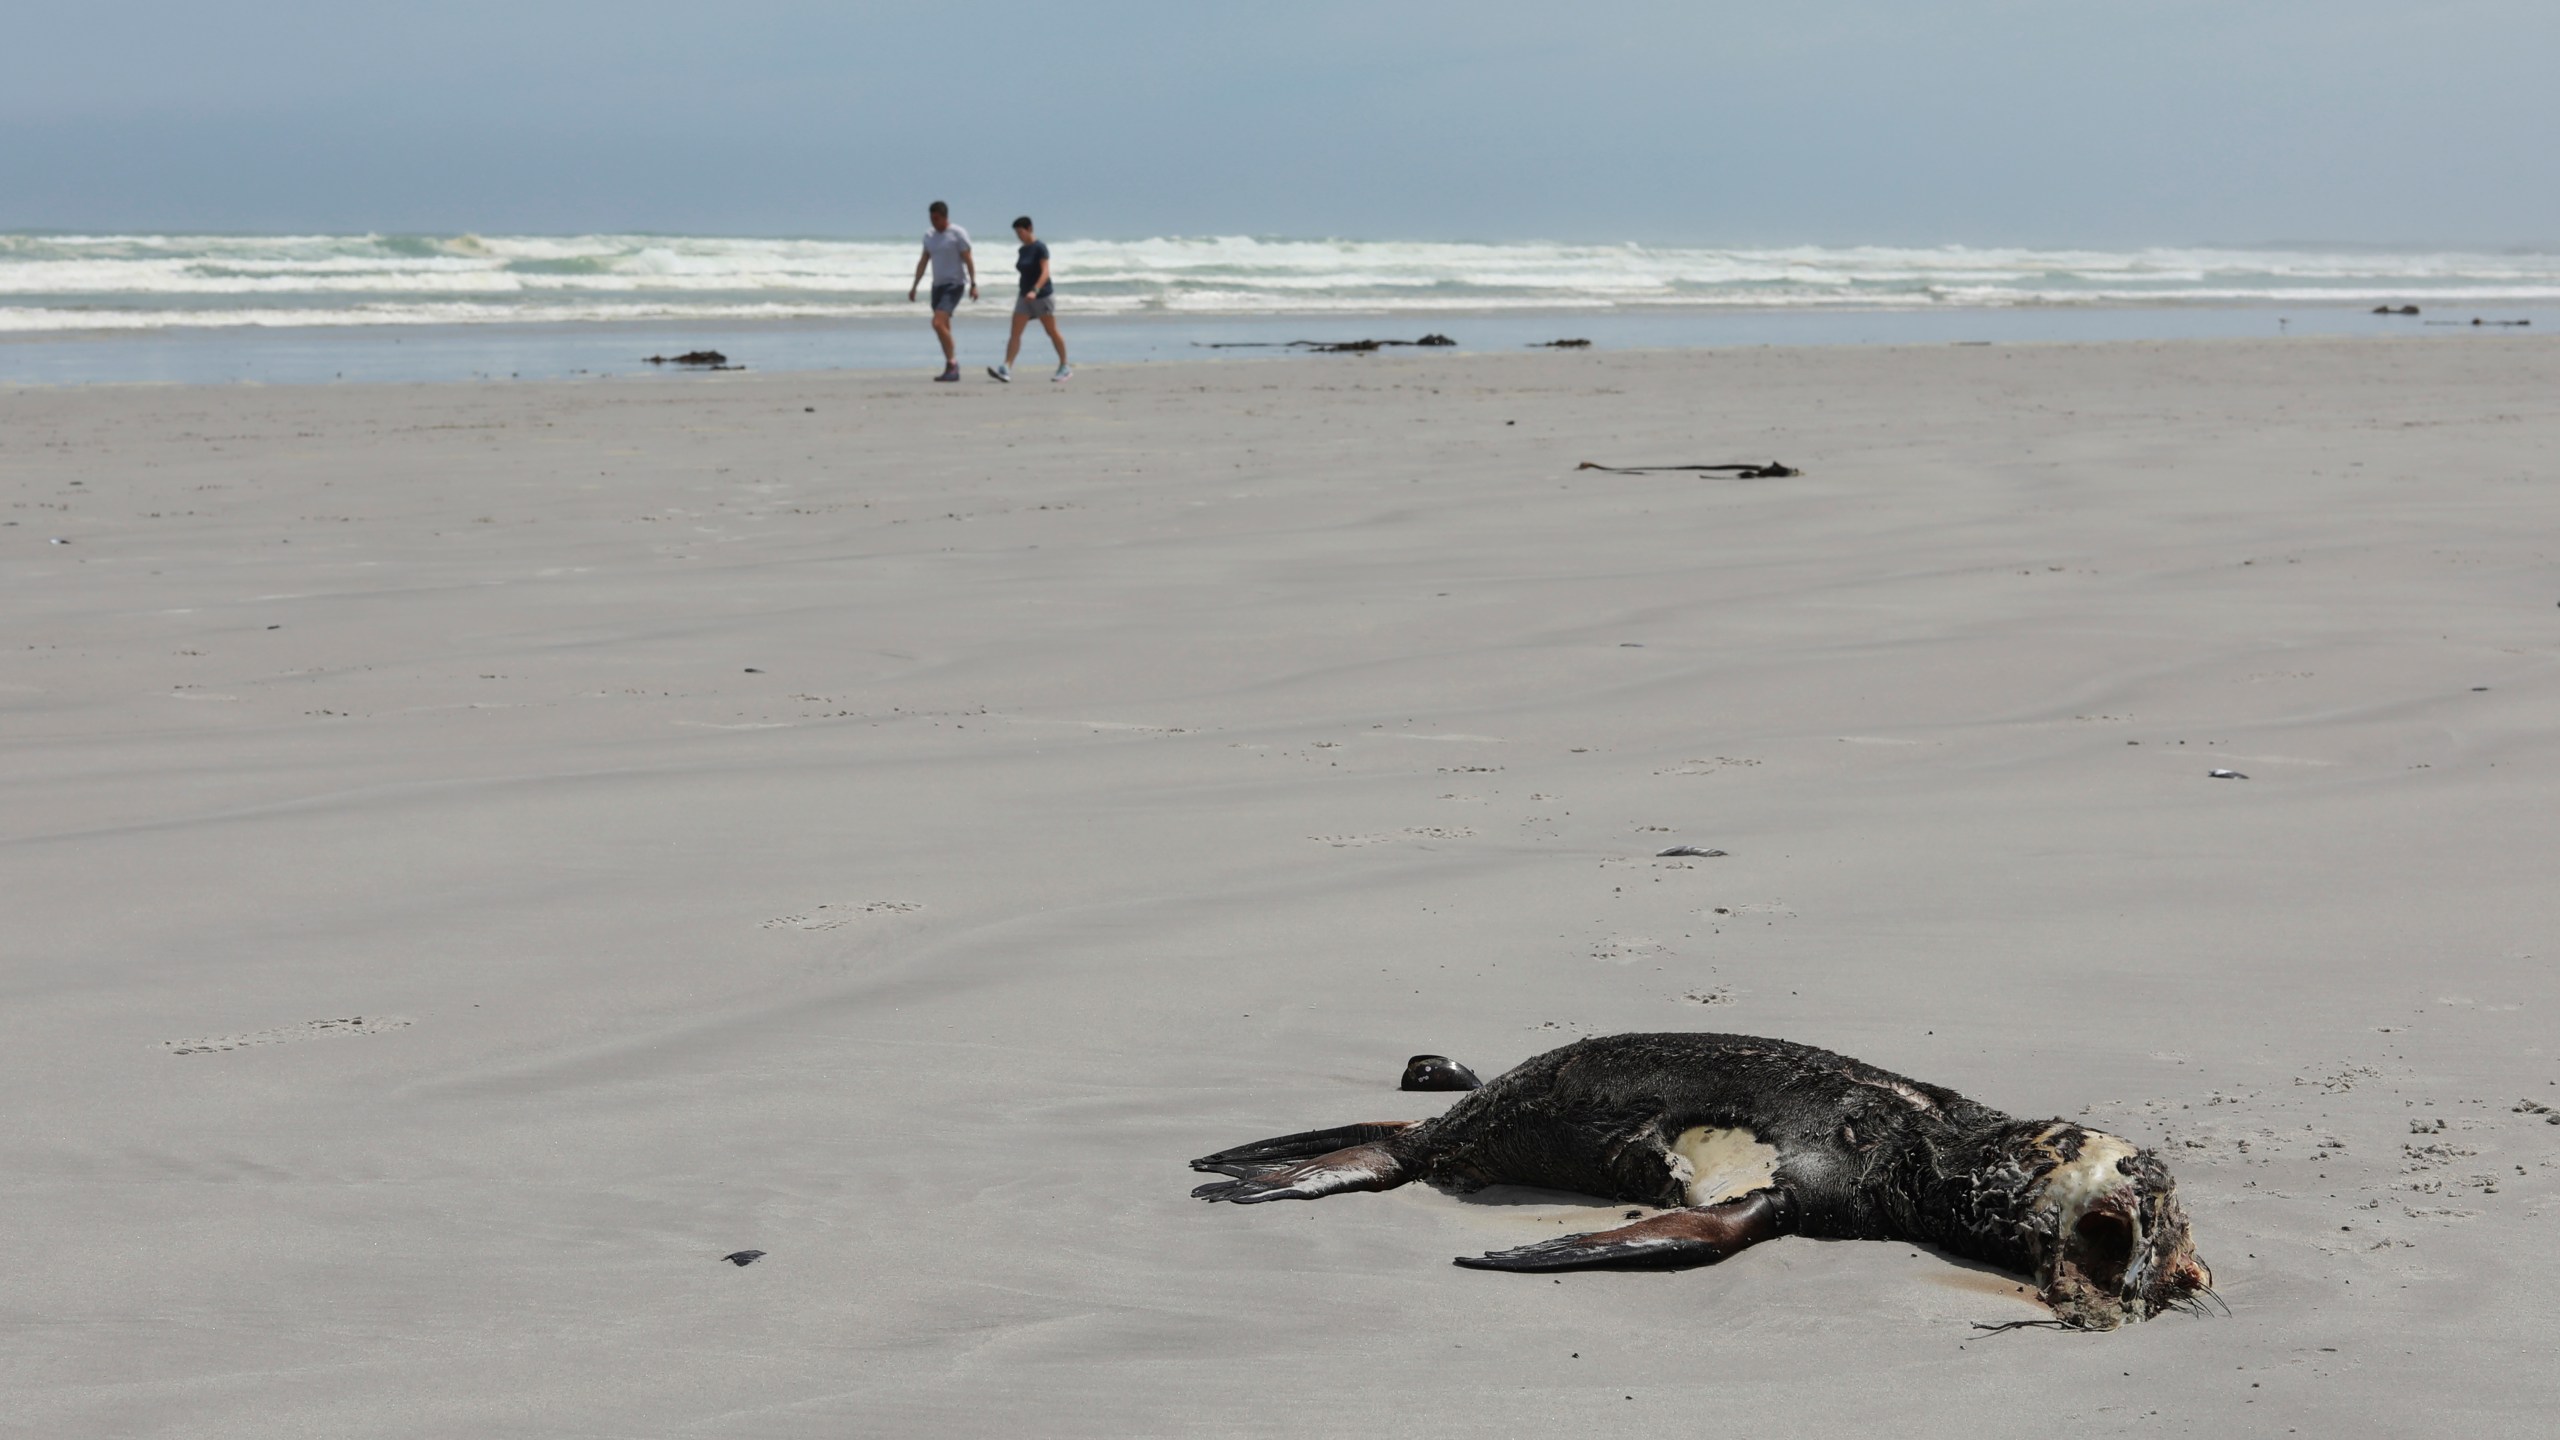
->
[987, 364, 1011, 383]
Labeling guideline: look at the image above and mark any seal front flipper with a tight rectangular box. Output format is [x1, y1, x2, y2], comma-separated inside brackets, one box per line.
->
[1455, 1189, 1792, 1272]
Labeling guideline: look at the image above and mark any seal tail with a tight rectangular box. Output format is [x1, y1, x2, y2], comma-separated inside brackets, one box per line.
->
[1189, 1121, 1421, 1204]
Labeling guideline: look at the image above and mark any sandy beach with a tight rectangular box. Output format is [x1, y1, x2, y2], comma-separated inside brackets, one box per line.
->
[5, 337, 2557, 1437]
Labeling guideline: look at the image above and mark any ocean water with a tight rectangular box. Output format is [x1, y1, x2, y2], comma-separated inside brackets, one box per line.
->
[2, 233, 2550, 384]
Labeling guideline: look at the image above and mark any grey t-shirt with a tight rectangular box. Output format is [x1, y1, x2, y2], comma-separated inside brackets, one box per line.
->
[921, 225, 972, 286]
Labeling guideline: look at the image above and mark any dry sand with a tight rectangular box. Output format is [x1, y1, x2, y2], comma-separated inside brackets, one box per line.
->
[5, 337, 2557, 1437]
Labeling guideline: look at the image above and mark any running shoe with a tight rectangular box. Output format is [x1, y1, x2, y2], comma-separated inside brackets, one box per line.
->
[987, 365, 1011, 383]
[935, 366, 960, 383]
[1052, 365, 1073, 382]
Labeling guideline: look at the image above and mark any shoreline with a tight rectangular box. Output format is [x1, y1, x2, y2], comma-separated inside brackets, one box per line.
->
[4, 300, 2550, 388]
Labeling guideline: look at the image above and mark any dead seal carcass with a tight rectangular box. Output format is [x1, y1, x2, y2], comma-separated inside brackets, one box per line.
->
[1191, 1032, 2213, 1330]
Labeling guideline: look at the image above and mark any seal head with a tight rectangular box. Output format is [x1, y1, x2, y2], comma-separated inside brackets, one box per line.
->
[2012, 1125, 2213, 1330]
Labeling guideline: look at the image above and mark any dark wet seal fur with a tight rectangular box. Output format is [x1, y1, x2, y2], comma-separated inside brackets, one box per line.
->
[1192, 1032, 2216, 1331]
[722, 1250, 766, 1267]
[1400, 1054, 1482, 1091]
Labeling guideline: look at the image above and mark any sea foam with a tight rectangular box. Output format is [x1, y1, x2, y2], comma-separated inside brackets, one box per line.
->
[4, 232, 2557, 332]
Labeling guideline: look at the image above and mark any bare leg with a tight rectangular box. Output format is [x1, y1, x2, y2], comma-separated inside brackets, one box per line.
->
[1454, 1190, 1792, 1271]
[1005, 312, 1031, 369]
[932, 309, 956, 365]
[1039, 313, 1068, 366]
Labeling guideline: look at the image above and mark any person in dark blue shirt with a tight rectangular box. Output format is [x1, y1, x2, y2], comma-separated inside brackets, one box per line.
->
[987, 216, 1070, 382]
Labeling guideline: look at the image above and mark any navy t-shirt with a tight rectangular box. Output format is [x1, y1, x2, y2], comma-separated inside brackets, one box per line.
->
[1016, 241, 1053, 298]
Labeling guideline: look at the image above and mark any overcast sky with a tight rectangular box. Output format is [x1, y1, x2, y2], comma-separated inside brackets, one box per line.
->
[5, 1, 2554, 246]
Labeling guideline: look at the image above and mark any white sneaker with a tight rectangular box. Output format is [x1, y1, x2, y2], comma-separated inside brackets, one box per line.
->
[1052, 365, 1073, 382]
[986, 365, 1010, 383]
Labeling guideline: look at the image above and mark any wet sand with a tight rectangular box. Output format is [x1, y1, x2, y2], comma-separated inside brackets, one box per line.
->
[5, 337, 2557, 1436]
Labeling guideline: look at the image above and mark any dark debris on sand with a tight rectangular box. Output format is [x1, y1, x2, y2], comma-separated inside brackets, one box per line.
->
[1577, 460, 1800, 478]
[1400, 1054, 1483, 1091]
[1197, 335, 1456, 353]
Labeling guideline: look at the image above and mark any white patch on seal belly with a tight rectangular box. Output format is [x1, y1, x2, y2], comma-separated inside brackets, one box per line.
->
[1671, 1126, 1781, 1205]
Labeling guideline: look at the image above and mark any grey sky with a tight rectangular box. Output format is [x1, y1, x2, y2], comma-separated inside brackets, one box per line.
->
[6, 1, 2554, 245]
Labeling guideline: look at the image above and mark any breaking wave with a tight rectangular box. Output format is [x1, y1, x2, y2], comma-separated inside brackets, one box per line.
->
[6, 231, 2557, 333]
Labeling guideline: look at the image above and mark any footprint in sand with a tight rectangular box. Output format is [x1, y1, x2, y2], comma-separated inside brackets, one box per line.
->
[160, 1015, 410, 1055]
[1311, 828, 1477, 847]
[1655, 757, 1762, 777]
[761, 902, 924, 931]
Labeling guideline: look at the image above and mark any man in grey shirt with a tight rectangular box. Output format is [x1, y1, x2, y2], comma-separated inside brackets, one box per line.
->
[906, 200, 977, 382]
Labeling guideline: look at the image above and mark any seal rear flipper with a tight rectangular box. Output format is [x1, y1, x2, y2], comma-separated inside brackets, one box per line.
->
[1453, 1189, 1792, 1272]
[1190, 1121, 1416, 1180]
[1191, 1141, 1415, 1204]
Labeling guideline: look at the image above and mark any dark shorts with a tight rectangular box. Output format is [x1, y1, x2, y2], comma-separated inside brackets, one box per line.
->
[930, 283, 966, 314]
[1014, 292, 1056, 320]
